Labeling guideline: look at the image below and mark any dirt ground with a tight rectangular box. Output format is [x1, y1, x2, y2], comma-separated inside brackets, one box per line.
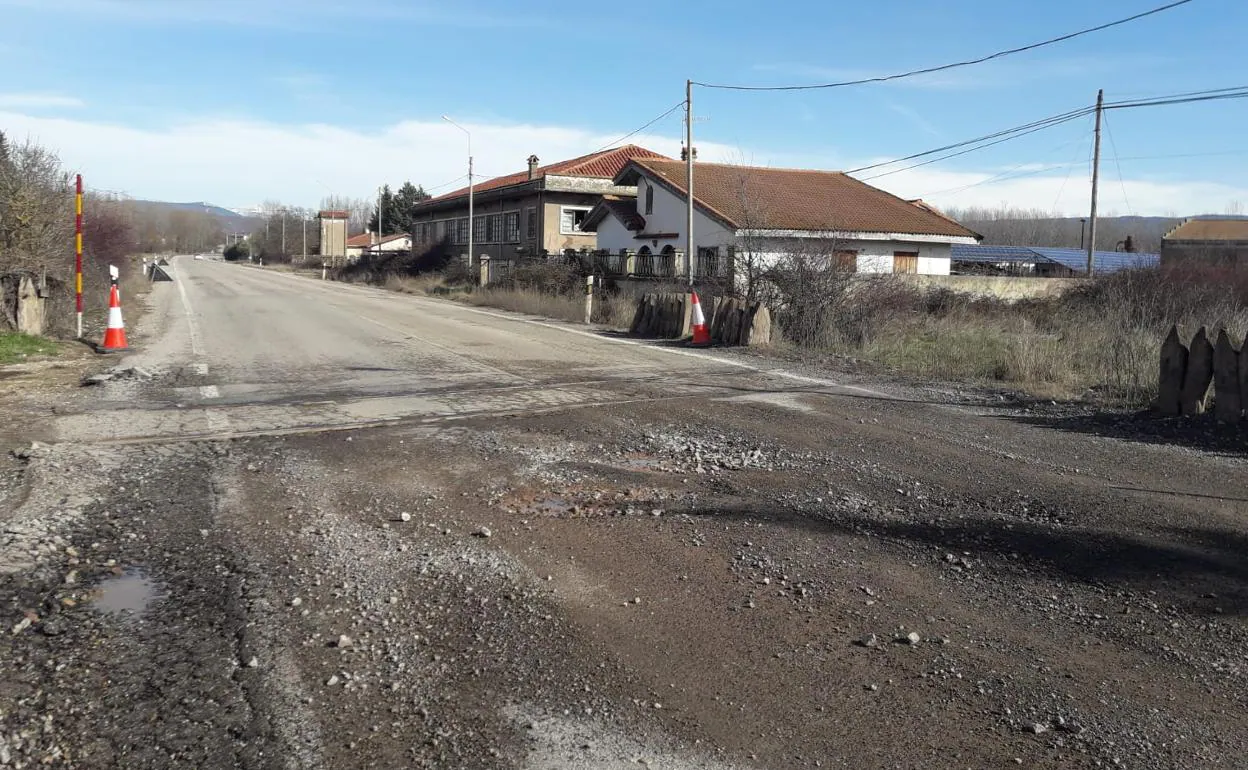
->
[1, 258, 1244, 769]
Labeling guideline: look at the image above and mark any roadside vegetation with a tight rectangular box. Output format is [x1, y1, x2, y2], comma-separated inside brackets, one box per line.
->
[329, 240, 1245, 407]
[0, 332, 59, 364]
[0, 131, 186, 339]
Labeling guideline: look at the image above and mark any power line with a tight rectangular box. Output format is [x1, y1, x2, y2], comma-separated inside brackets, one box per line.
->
[1102, 112, 1134, 215]
[858, 111, 1093, 181]
[846, 105, 1096, 175]
[591, 101, 685, 154]
[692, 0, 1195, 91]
[1106, 88, 1248, 110]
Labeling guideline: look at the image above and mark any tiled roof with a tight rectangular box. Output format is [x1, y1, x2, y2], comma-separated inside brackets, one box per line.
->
[318, 210, 349, 218]
[626, 159, 979, 239]
[346, 233, 407, 247]
[423, 145, 669, 205]
[1164, 217, 1248, 241]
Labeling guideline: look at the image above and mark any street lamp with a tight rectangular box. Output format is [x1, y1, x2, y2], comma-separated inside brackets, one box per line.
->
[441, 115, 474, 276]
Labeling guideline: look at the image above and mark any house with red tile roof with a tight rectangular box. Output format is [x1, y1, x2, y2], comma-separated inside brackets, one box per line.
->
[408, 145, 670, 263]
[345, 232, 411, 260]
[582, 158, 980, 280]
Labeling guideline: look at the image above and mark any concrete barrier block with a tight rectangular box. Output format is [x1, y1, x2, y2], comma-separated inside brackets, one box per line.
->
[744, 304, 772, 346]
[1179, 326, 1213, 416]
[1157, 324, 1187, 416]
[1212, 328, 1242, 422]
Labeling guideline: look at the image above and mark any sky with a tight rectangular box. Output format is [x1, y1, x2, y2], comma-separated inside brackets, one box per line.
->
[2, 0, 1247, 216]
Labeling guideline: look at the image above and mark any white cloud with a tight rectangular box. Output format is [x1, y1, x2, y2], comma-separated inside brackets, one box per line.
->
[0, 93, 84, 109]
[0, 110, 740, 209]
[1, 108, 1242, 217]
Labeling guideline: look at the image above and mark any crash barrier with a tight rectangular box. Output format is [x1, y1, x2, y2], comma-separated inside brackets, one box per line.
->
[629, 292, 771, 346]
[1158, 325, 1246, 420]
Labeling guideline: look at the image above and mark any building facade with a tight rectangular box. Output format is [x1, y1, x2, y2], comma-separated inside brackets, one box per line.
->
[408, 145, 670, 264]
[1161, 217, 1248, 267]
[584, 159, 980, 281]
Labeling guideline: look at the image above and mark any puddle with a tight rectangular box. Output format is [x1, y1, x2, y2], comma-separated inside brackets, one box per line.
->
[92, 568, 164, 616]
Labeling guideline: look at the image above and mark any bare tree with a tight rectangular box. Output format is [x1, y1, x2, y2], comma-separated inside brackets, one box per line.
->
[0, 137, 73, 273]
[319, 195, 371, 236]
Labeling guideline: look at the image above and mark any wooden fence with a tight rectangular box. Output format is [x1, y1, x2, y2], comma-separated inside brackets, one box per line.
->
[1158, 325, 1246, 421]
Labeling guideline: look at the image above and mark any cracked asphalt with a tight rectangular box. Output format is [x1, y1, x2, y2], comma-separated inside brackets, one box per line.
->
[1, 256, 1245, 768]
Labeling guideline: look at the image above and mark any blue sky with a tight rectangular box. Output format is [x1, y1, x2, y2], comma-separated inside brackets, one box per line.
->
[2, 0, 1246, 215]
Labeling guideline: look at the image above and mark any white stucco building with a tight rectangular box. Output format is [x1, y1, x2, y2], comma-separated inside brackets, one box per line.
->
[345, 232, 412, 261]
[583, 158, 979, 280]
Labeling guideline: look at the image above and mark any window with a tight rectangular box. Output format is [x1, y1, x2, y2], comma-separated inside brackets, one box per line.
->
[644, 183, 654, 215]
[526, 207, 537, 240]
[505, 212, 521, 243]
[893, 251, 919, 274]
[560, 206, 591, 234]
[487, 214, 503, 243]
[835, 250, 858, 272]
[456, 218, 469, 245]
[474, 215, 487, 243]
[697, 246, 720, 278]
[435, 220, 446, 241]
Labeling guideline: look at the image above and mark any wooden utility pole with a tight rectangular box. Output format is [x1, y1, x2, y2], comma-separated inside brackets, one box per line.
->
[1087, 89, 1104, 275]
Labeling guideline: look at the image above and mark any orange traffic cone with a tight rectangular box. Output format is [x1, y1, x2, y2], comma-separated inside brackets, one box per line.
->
[100, 284, 128, 352]
[690, 291, 711, 347]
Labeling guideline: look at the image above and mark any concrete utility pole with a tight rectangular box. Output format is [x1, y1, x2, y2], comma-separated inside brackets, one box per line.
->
[442, 116, 474, 274]
[685, 79, 694, 287]
[1087, 89, 1104, 275]
[281, 209, 287, 255]
[302, 216, 307, 261]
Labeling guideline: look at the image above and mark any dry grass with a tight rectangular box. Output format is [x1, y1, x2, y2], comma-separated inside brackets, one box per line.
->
[383, 273, 448, 295]
[460, 287, 586, 324]
[820, 266, 1248, 405]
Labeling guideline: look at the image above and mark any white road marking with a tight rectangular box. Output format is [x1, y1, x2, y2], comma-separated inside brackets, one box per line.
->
[192, 363, 208, 376]
[199, 385, 221, 399]
[171, 263, 205, 356]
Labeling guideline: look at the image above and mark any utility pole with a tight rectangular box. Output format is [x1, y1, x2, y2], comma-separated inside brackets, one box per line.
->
[685, 78, 694, 287]
[281, 209, 287, 255]
[302, 215, 307, 261]
[1087, 89, 1103, 275]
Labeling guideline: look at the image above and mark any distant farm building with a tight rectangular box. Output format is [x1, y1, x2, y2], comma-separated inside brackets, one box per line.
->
[951, 245, 1159, 276]
[1161, 217, 1248, 267]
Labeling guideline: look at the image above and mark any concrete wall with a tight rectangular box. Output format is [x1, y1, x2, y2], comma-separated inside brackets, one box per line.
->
[320, 218, 347, 258]
[1161, 241, 1248, 267]
[898, 274, 1083, 300]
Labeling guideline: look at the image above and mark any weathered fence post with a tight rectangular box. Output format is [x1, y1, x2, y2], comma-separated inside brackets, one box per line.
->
[1179, 326, 1214, 416]
[1157, 325, 1187, 416]
[1212, 328, 1242, 422]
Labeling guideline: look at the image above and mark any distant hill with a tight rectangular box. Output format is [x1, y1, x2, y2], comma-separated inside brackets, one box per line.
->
[945, 210, 1182, 253]
[125, 200, 262, 231]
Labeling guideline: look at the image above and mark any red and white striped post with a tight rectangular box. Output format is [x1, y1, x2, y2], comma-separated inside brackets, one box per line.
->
[75, 174, 83, 339]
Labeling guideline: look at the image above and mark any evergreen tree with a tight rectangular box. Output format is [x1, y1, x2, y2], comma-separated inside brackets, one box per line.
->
[368, 181, 429, 235]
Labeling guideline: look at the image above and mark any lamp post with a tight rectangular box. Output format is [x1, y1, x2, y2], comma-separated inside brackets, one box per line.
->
[441, 115, 474, 277]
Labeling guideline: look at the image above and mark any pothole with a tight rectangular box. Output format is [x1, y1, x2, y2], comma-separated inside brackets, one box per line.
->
[91, 568, 164, 616]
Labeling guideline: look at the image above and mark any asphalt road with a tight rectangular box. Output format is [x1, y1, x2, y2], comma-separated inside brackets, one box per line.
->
[2, 256, 1245, 769]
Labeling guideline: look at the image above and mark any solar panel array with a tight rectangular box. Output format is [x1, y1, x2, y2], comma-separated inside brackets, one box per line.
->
[950, 245, 1159, 273]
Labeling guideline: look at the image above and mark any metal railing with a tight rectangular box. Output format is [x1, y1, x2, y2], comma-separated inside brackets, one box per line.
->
[635, 253, 676, 279]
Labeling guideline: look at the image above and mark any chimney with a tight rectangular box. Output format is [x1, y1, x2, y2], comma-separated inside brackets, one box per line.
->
[527, 155, 540, 181]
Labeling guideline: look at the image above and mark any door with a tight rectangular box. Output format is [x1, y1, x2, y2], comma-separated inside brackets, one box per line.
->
[893, 251, 919, 274]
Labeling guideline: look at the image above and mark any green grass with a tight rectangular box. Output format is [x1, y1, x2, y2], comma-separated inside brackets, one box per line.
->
[0, 332, 59, 364]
